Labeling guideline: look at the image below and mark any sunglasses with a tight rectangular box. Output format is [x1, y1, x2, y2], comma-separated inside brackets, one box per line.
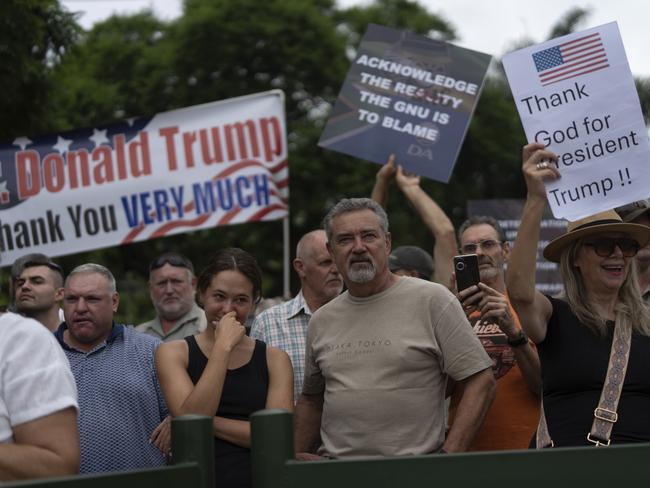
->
[582, 238, 640, 258]
[149, 254, 194, 273]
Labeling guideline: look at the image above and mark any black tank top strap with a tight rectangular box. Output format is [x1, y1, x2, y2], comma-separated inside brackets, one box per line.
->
[250, 340, 269, 384]
[185, 335, 207, 385]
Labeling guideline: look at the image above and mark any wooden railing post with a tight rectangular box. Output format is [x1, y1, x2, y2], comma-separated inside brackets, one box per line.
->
[172, 415, 214, 488]
[251, 409, 294, 488]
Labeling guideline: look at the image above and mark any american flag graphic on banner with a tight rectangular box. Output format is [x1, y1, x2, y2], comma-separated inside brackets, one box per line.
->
[0, 91, 289, 263]
[532, 32, 609, 86]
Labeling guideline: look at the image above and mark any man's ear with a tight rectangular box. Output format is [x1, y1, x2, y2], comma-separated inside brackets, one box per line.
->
[55, 287, 64, 302]
[326, 241, 334, 257]
[385, 231, 392, 254]
[293, 258, 305, 279]
[112, 292, 120, 313]
[148, 280, 156, 301]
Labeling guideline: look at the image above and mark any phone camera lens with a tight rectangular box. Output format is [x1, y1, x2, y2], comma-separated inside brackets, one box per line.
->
[456, 262, 465, 271]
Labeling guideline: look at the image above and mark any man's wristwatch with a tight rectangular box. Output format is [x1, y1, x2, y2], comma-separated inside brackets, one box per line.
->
[506, 330, 529, 347]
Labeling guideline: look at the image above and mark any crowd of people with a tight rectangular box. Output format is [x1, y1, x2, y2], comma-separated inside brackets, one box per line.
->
[2, 145, 650, 485]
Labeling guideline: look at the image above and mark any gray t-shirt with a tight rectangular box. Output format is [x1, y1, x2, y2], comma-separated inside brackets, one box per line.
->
[303, 276, 492, 457]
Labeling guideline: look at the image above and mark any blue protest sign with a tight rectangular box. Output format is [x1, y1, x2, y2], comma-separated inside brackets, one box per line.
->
[319, 24, 491, 183]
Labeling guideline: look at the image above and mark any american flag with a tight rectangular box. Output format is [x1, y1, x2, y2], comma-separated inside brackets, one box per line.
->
[532, 32, 609, 86]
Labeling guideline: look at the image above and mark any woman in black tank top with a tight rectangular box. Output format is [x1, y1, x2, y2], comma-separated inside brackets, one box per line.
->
[507, 144, 650, 447]
[155, 248, 293, 488]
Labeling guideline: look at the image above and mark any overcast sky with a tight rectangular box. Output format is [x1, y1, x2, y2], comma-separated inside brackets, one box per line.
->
[60, 0, 650, 77]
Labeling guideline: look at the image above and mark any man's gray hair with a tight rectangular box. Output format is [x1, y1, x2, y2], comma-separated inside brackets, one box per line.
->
[66, 263, 117, 293]
[458, 215, 506, 243]
[323, 198, 389, 241]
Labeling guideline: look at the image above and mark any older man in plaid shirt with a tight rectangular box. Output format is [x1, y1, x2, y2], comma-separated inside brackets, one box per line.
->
[251, 230, 343, 403]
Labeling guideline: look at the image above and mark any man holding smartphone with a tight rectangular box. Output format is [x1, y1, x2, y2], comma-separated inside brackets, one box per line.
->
[450, 215, 541, 451]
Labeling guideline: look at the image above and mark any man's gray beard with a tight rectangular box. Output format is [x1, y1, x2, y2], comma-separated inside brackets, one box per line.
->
[347, 263, 377, 283]
[479, 258, 506, 285]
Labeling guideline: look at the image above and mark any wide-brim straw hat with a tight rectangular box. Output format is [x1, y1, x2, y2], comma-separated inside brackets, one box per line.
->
[543, 209, 650, 263]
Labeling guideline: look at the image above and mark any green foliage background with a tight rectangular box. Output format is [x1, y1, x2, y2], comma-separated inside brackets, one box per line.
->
[1, 1, 646, 323]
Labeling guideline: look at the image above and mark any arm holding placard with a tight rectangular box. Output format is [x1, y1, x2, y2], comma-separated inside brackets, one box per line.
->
[395, 167, 456, 287]
[370, 154, 397, 207]
[506, 143, 559, 343]
[370, 154, 457, 286]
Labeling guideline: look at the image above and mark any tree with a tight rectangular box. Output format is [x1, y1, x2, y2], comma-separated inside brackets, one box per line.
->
[0, 0, 79, 140]
[11, 0, 588, 322]
[48, 11, 173, 130]
[43, 0, 459, 323]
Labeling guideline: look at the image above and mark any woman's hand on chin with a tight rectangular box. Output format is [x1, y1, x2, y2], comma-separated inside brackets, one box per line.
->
[214, 311, 246, 352]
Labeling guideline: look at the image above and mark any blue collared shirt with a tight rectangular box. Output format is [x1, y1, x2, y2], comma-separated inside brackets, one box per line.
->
[55, 322, 168, 473]
[250, 292, 312, 403]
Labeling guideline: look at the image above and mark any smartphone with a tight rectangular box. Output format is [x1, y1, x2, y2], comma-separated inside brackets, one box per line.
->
[454, 254, 480, 291]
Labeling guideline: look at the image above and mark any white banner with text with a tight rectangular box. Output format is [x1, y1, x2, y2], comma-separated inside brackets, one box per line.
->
[0, 91, 288, 264]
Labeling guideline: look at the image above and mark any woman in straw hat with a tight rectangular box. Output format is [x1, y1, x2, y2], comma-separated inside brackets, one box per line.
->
[506, 143, 650, 447]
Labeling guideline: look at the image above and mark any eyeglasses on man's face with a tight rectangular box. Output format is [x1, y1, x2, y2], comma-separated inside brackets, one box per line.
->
[583, 237, 640, 258]
[460, 239, 502, 254]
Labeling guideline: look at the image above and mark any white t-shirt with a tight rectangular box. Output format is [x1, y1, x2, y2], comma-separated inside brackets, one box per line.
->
[0, 313, 78, 443]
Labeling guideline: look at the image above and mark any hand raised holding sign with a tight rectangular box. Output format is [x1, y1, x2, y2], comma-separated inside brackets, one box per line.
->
[395, 164, 421, 190]
[522, 143, 561, 201]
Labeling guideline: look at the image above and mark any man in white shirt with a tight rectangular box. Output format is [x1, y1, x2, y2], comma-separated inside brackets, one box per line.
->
[0, 312, 79, 480]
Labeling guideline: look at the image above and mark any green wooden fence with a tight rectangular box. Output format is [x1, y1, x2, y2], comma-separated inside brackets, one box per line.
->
[3, 415, 214, 488]
[251, 409, 648, 488]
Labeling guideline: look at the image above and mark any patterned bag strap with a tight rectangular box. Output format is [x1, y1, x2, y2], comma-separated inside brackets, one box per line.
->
[536, 317, 632, 448]
[587, 317, 632, 446]
[536, 398, 553, 448]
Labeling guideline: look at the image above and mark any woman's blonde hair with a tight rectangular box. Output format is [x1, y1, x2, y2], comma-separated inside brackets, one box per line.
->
[559, 239, 650, 337]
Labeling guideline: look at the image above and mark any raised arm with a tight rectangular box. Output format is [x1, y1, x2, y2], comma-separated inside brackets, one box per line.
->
[505, 143, 559, 343]
[395, 165, 457, 285]
[0, 407, 79, 480]
[370, 154, 397, 208]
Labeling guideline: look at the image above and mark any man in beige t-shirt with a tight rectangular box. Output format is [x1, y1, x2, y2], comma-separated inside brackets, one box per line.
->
[294, 198, 495, 458]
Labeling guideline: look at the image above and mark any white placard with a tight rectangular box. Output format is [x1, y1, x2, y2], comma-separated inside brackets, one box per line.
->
[503, 22, 650, 221]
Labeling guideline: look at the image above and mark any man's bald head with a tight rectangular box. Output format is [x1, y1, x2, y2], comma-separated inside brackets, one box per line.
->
[296, 230, 328, 261]
[294, 230, 342, 310]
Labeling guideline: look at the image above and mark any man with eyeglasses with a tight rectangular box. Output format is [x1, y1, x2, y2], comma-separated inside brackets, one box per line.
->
[616, 199, 650, 305]
[137, 253, 207, 342]
[294, 198, 494, 458]
[449, 215, 541, 451]
[12, 254, 65, 332]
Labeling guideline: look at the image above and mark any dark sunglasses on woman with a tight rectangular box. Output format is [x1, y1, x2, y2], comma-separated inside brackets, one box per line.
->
[583, 237, 640, 258]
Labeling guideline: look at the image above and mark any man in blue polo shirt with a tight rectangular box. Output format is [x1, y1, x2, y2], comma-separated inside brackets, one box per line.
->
[55, 263, 168, 474]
